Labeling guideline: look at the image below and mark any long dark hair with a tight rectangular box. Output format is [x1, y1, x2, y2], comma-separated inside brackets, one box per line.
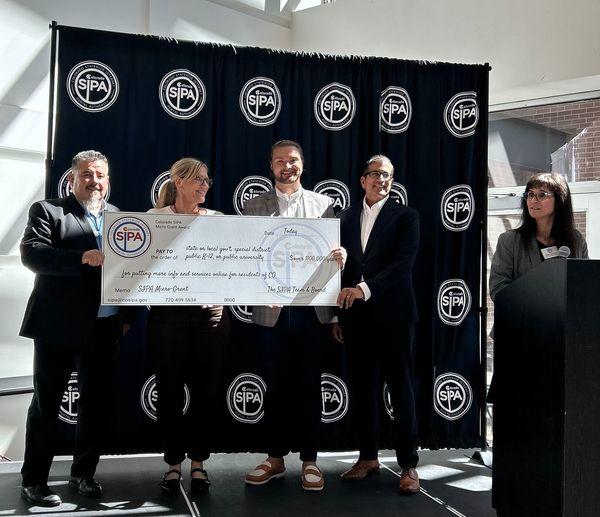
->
[517, 172, 577, 253]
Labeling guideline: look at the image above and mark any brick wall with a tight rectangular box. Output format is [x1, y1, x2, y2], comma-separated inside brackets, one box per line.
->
[489, 98, 600, 186]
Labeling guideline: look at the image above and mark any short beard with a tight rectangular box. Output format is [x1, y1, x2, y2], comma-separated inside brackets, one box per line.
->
[276, 172, 299, 184]
[82, 192, 103, 215]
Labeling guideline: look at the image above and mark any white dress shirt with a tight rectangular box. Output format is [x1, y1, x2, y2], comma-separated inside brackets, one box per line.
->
[357, 195, 390, 301]
[275, 186, 305, 218]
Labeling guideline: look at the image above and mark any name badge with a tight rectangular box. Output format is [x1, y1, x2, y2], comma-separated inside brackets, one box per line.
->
[541, 246, 559, 259]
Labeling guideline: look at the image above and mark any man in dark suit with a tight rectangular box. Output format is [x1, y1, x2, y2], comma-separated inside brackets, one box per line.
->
[20, 150, 124, 506]
[331, 154, 420, 494]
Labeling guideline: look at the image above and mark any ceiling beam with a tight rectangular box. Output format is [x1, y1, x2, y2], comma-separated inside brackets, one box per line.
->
[204, 0, 291, 28]
[265, 0, 280, 15]
[281, 0, 302, 17]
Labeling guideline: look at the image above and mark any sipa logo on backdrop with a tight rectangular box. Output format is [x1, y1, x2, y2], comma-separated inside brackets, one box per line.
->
[441, 185, 474, 231]
[150, 170, 171, 207]
[383, 383, 394, 420]
[159, 69, 206, 119]
[140, 375, 190, 421]
[321, 374, 349, 423]
[314, 82, 356, 131]
[107, 217, 152, 258]
[437, 279, 471, 326]
[59, 372, 79, 425]
[233, 175, 273, 215]
[229, 305, 253, 324]
[379, 87, 412, 133]
[227, 373, 266, 424]
[67, 61, 119, 112]
[444, 92, 479, 138]
[314, 180, 350, 212]
[239, 77, 281, 126]
[390, 182, 408, 206]
[434, 373, 473, 421]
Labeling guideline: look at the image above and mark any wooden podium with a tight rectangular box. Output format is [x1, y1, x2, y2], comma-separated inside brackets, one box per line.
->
[492, 259, 600, 517]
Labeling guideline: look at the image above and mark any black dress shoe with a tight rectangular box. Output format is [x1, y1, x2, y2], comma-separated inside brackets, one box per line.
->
[159, 469, 182, 495]
[21, 485, 62, 507]
[69, 476, 102, 498]
[190, 468, 211, 494]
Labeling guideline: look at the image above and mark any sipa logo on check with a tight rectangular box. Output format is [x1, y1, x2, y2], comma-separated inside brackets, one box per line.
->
[108, 217, 152, 258]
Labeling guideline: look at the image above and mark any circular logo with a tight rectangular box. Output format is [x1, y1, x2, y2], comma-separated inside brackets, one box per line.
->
[58, 169, 73, 198]
[389, 182, 408, 206]
[437, 279, 471, 326]
[444, 91, 479, 138]
[441, 184, 474, 232]
[227, 373, 266, 424]
[140, 374, 190, 421]
[434, 372, 473, 421]
[58, 168, 111, 201]
[59, 372, 79, 425]
[257, 222, 334, 303]
[239, 77, 281, 126]
[150, 170, 171, 207]
[379, 86, 412, 133]
[66, 61, 119, 112]
[229, 305, 253, 324]
[321, 373, 349, 423]
[383, 382, 394, 420]
[107, 217, 152, 258]
[159, 69, 206, 119]
[233, 175, 272, 215]
[314, 82, 356, 131]
[313, 180, 350, 212]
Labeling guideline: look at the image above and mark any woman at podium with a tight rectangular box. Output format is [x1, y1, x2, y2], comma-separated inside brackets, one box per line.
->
[490, 172, 588, 301]
[487, 172, 587, 405]
[146, 158, 230, 494]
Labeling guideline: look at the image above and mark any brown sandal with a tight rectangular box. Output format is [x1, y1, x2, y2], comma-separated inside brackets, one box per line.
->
[301, 465, 324, 491]
[245, 460, 286, 485]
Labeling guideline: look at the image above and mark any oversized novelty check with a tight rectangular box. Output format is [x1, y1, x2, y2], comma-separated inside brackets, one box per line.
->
[101, 212, 340, 306]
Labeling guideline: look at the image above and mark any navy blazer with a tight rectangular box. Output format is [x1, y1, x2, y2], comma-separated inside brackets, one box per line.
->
[339, 198, 420, 323]
[20, 194, 118, 345]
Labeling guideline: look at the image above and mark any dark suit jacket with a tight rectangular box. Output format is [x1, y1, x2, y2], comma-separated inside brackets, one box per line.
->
[339, 198, 420, 323]
[20, 194, 118, 346]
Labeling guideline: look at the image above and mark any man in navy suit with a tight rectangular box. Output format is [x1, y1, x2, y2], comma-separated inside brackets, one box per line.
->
[20, 150, 124, 506]
[331, 154, 420, 494]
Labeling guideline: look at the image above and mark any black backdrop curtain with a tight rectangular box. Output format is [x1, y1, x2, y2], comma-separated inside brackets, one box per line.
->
[49, 25, 488, 453]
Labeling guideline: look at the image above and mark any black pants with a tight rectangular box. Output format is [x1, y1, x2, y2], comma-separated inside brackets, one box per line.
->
[342, 305, 419, 468]
[147, 306, 229, 466]
[258, 307, 324, 462]
[21, 315, 121, 487]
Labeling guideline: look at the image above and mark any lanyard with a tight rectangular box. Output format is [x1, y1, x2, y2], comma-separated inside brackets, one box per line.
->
[85, 211, 103, 248]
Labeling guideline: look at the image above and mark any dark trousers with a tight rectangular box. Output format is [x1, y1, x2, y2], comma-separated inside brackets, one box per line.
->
[21, 315, 121, 487]
[342, 305, 419, 468]
[147, 306, 229, 466]
[258, 307, 324, 462]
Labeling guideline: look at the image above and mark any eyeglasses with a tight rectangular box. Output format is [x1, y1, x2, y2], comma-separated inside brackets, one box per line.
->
[193, 177, 214, 187]
[523, 190, 553, 202]
[363, 170, 393, 181]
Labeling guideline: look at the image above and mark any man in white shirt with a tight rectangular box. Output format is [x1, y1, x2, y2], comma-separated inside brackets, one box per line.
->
[332, 155, 421, 494]
[243, 140, 344, 492]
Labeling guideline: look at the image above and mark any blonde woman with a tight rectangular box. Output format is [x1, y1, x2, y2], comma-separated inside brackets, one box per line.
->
[147, 158, 229, 494]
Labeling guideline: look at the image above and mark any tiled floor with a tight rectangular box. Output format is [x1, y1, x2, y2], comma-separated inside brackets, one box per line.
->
[0, 449, 494, 517]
